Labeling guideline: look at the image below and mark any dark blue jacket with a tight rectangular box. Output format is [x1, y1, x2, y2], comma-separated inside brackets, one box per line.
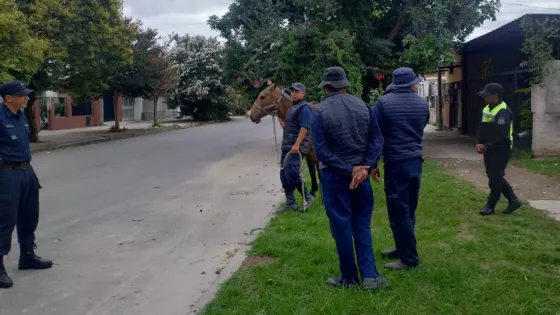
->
[0, 103, 32, 163]
[373, 85, 429, 164]
[312, 92, 383, 176]
[281, 100, 312, 154]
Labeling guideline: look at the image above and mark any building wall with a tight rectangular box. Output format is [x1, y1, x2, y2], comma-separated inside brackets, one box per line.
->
[532, 61, 560, 157]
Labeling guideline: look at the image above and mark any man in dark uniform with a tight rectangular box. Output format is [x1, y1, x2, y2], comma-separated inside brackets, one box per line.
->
[0, 81, 53, 289]
[278, 83, 314, 212]
[476, 83, 523, 216]
[312, 67, 386, 290]
[371, 67, 429, 271]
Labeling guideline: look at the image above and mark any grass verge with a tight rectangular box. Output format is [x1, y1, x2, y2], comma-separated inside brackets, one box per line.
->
[512, 151, 560, 179]
[202, 162, 560, 315]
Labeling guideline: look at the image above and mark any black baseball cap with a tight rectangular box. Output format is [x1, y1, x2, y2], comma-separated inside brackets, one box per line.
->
[478, 83, 503, 97]
[0, 80, 33, 97]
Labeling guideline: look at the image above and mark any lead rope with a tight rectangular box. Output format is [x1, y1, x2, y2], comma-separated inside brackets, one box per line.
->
[272, 115, 280, 165]
[280, 151, 307, 211]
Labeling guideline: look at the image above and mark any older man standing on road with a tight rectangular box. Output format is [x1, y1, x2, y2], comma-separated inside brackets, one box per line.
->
[312, 67, 386, 289]
[0, 81, 53, 289]
[371, 67, 429, 271]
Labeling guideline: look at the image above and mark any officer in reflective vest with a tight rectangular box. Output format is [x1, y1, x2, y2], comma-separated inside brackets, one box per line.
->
[0, 81, 53, 289]
[476, 83, 523, 216]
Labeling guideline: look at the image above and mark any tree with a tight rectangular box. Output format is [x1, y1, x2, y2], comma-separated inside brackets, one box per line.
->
[210, 0, 501, 99]
[110, 20, 169, 127]
[0, 0, 48, 83]
[167, 35, 230, 121]
[57, 0, 133, 131]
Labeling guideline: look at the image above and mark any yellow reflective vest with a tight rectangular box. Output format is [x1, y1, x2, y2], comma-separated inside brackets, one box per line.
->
[481, 102, 513, 148]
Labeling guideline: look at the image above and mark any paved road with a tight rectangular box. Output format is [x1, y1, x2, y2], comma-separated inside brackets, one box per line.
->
[0, 118, 283, 315]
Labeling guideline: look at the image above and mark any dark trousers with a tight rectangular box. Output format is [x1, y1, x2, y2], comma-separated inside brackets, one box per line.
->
[280, 150, 304, 193]
[0, 167, 40, 256]
[384, 158, 422, 267]
[321, 169, 379, 282]
[483, 149, 517, 207]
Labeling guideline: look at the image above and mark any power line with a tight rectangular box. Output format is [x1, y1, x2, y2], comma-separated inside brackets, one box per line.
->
[501, 2, 560, 12]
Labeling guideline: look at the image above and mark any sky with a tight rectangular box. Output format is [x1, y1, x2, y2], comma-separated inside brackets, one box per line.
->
[122, 0, 560, 41]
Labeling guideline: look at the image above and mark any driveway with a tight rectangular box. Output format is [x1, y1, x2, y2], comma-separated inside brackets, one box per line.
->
[0, 118, 283, 315]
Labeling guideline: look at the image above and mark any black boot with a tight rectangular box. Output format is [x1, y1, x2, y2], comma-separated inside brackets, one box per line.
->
[0, 256, 14, 289]
[503, 199, 523, 214]
[479, 205, 495, 216]
[279, 191, 299, 212]
[297, 186, 315, 212]
[19, 243, 53, 270]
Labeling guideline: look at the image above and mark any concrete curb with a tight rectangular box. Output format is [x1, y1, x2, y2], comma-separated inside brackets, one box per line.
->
[30, 118, 246, 154]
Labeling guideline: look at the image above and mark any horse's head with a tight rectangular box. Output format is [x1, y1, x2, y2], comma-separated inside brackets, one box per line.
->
[249, 83, 284, 124]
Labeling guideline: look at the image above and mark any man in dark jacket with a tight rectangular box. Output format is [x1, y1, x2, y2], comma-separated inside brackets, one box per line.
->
[372, 67, 429, 271]
[279, 83, 314, 212]
[312, 67, 386, 290]
[476, 83, 522, 216]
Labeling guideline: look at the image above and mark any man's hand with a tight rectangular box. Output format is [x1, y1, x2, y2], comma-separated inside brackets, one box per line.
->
[352, 166, 368, 177]
[371, 168, 381, 182]
[290, 145, 300, 155]
[476, 144, 485, 154]
[350, 169, 369, 190]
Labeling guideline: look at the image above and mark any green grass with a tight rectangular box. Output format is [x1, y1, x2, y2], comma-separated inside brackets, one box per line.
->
[512, 151, 560, 179]
[202, 162, 560, 315]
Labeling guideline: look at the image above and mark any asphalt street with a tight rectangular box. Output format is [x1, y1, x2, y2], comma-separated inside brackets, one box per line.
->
[0, 118, 283, 315]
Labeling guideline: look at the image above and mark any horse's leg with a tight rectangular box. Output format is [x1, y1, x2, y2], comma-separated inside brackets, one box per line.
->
[306, 154, 319, 197]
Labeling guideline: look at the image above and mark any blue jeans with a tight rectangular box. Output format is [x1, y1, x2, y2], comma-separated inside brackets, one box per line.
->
[321, 168, 379, 282]
[384, 158, 423, 267]
[0, 166, 41, 256]
[280, 150, 303, 193]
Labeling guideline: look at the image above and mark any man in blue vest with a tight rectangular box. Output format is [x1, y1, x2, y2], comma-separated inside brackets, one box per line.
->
[0, 81, 53, 289]
[278, 83, 314, 212]
[372, 67, 429, 271]
[312, 67, 386, 289]
[476, 83, 522, 216]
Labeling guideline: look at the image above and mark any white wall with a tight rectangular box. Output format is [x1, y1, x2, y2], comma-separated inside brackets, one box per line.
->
[532, 61, 560, 157]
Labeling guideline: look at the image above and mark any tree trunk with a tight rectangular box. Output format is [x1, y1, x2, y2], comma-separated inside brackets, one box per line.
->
[113, 91, 120, 131]
[153, 94, 158, 127]
[388, 0, 415, 41]
[24, 96, 39, 143]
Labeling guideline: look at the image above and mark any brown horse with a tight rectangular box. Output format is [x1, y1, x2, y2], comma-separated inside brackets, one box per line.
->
[249, 83, 320, 197]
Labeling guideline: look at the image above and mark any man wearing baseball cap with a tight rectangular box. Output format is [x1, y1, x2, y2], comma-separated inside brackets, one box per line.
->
[0, 80, 53, 289]
[278, 82, 314, 212]
[312, 67, 386, 290]
[476, 83, 522, 216]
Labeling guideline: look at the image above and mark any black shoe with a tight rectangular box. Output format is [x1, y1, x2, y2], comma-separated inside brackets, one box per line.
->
[327, 276, 359, 288]
[381, 248, 399, 259]
[503, 199, 523, 214]
[479, 205, 495, 216]
[18, 243, 53, 270]
[0, 257, 13, 289]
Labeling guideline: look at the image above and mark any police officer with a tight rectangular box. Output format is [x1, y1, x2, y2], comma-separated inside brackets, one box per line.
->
[278, 83, 314, 212]
[312, 67, 386, 290]
[476, 83, 523, 216]
[0, 81, 53, 289]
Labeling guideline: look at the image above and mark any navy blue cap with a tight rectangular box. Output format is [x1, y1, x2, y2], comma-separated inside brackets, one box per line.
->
[478, 83, 503, 97]
[290, 83, 306, 91]
[0, 80, 33, 97]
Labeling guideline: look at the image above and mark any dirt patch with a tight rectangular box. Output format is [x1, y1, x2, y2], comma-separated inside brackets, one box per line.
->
[436, 242, 450, 249]
[456, 222, 476, 242]
[434, 158, 560, 201]
[240, 255, 277, 269]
